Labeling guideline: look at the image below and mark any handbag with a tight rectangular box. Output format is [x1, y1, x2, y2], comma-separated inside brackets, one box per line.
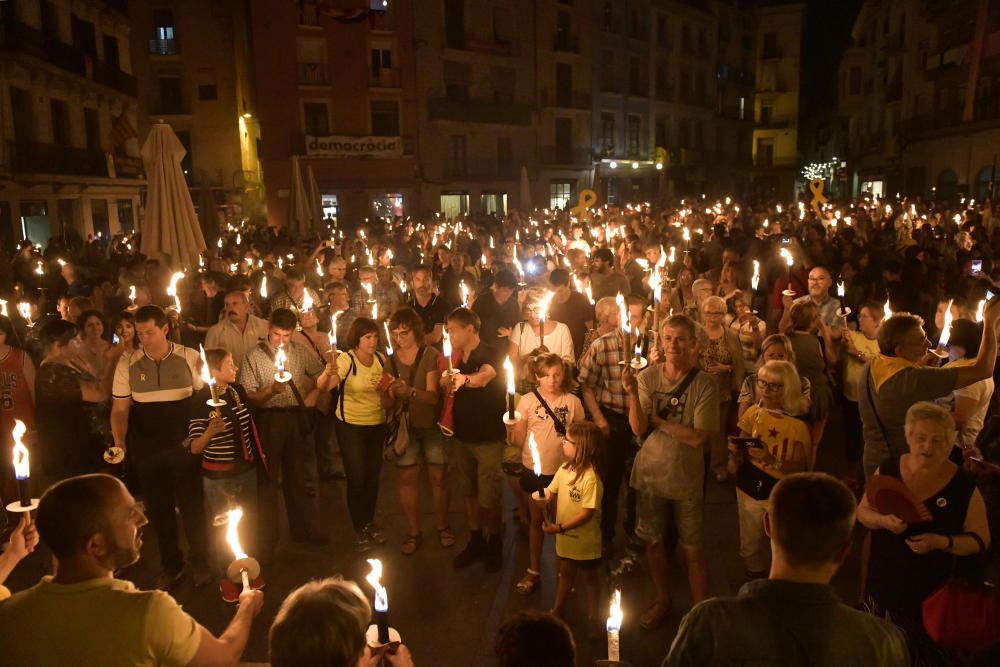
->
[922, 533, 1000, 651]
[383, 346, 425, 457]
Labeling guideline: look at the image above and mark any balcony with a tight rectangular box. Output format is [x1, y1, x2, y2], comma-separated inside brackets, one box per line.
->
[900, 95, 1000, 140]
[427, 97, 532, 125]
[370, 68, 400, 88]
[552, 32, 580, 53]
[546, 90, 591, 110]
[540, 146, 593, 167]
[6, 140, 131, 178]
[446, 36, 519, 58]
[0, 18, 137, 96]
[148, 37, 178, 56]
[369, 10, 394, 32]
[298, 62, 329, 85]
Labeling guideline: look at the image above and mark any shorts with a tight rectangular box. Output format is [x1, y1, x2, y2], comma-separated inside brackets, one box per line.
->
[395, 427, 450, 467]
[503, 441, 524, 477]
[453, 439, 505, 510]
[518, 468, 555, 495]
[635, 492, 704, 548]
[558, 556, 602, 570]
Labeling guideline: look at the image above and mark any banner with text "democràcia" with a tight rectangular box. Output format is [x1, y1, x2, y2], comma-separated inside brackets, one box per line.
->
[305, 135, 403, 158]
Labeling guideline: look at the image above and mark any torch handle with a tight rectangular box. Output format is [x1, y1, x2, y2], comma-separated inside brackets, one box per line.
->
[17, 477, 31, 507]
[376, 611, 390, 644]
[240, 568, 250, 590]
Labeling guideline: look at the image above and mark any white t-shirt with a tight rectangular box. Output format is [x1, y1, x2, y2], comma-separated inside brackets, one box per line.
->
[951, 377, 994, 448]
[509, 320, 575, 363]
[516, 390, 584, 474]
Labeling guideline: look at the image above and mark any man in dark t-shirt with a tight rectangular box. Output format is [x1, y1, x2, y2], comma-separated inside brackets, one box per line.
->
[548, 268, 594, 359]
[442, 307, 506, 573]
[472, 269, 520, 342]
[406, 265, 453, 345]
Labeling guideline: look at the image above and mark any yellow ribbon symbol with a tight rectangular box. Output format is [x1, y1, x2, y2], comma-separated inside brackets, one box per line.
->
[570, 189, 598, 218]
[809, 179, 827, 216]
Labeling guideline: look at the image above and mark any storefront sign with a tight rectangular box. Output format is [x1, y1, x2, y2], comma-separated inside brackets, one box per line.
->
[305, 135, 402, 158]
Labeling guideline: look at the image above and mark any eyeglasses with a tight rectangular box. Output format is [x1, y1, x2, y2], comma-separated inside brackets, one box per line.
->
[704, 310, 727, 316]
[756, 378, 784, 392]
[392, 328, 412, 337]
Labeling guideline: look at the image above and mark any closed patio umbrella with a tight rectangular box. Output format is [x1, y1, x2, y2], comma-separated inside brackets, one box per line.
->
[140, 123, 207, 269]
[287, 156, 317, 239]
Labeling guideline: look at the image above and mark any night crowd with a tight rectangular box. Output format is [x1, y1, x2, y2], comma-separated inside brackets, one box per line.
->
[0, 192, 998, 666]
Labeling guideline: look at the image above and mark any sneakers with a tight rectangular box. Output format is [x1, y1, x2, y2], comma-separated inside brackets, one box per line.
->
[453, 532, 485, 569]
[484, 533, 503, 573]
[364, 524, 387, 545]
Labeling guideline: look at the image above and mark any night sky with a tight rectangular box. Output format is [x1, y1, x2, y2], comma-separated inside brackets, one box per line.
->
[799, 0, 864, 119]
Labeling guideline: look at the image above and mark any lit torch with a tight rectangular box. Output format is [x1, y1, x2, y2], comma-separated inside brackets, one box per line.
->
[366, 558, 391, 645]
[200, 344, 225, 407]
[10, 420, 34, 511]
[224, 508, 260, 592]
[528, 432, 545, 498]
[274, 344, 291, 383]
[607, 589, 623, 661]
[935, 300, 954, 357]
[503, 356, 519, 424]
[167, 271, 184, 314]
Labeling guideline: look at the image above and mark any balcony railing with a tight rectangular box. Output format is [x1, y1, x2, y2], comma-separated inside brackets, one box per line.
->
[552, 33, 579, 53]
[148, 37, 178, 56]
[370, 68, 400, 88]
[298, 62, 329, 85]
[540, 146, 592, 166]
[90, 57, 137, 96]
[428, 97, 532, 125]
[5, 140, 132, 178]
[900, 96, 1000, 139]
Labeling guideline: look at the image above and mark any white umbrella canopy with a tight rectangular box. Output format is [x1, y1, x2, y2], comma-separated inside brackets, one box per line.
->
[305, 162, 323, 231]
[287, 156, 318, 239]
[140, 123, 207, 269]
[519, 165, 532, 212]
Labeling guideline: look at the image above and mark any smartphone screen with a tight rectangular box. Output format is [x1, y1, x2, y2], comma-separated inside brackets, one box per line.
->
[113, 334, 120, 344]
[972, 260, 983, 275]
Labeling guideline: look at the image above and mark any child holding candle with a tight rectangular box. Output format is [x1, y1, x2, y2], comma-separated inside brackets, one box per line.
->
[535, 421, 604, 632]
[506, 353, 583, 595]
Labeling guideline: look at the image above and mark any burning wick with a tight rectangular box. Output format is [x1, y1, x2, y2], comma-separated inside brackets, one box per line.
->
[607, 589, 623, 661]
[12, 420, 31, 508]
[329, 310, 342, 353]
[274, 344, 291, 383]
[442, 331, 454, 372]
[260, 275, 268, 299]
[383, 321, 394, 356]
[366, 558, 390, 644]
[128, 285, 136, 307]
[528, 433, 544, 498]
[936, 300, 954, 355]
[200, 345, 225, 407]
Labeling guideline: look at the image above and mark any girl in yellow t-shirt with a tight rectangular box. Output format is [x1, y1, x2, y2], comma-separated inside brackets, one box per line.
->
[536, 421, 604, 626]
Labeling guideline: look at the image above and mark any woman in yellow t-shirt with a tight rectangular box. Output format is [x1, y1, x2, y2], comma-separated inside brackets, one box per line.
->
[330, 317, 395, 553]
[728, 360, 810, 578]
[536, 421, 604, 626]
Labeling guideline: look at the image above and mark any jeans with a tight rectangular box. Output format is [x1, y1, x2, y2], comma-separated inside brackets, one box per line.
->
[335, 418, 385, 533]
[255, 410, 319, 552]
[132, 446, 209, 574]
[600, 407, 637, 545]
[203, 468, 258, 574]
[302, 413, 335, 492]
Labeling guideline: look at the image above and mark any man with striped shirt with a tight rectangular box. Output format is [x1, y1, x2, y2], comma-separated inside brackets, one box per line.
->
[111, 305, 210, 590]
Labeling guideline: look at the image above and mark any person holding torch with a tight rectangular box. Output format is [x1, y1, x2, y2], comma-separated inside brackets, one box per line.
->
[505, 353, 583, 595]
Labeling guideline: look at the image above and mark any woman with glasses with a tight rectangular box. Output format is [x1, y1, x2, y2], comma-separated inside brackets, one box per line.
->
[385, 307, 452, 555]
[728, 360, 810, 579]
[737, 334, 813, 420]
[699, 296, 746, 481]
[785, 300, 837, 469]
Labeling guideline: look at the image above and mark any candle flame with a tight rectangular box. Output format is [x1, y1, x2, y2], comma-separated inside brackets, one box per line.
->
[837, 281, 845, 299]
[366, 558, 388, 612]
[0, 299, 7, 317]
[752, 260, 760, 291]
[461, 282, 471, 308]
[275, 344, 287, 374]
[606, 589, 623, 632]
[301, 289, 313, 312]
[528, 432, 542, 477]
[616, 293, 628, 334]
[199, 344, 215, 388]
[316, 259, 323, 276]
[442, 331, 452, 360]
[384, 321, 393, 355]
[939, 300, 954, 347]
[538, 291, 552, 323]
[167, 272, 184, 297]
[884, 301, 893, 320]
[12, 419, 28, 480]
[17, 301, 30, 321]
[779, 248, 793, 267]
[504, 355, 515, 394]
[225, 508, 248, 560]
[976, 299, 987, 323]
[260, 275, 268, 299]
[329, 310, 342, 347]
[129, 285, 136, 303]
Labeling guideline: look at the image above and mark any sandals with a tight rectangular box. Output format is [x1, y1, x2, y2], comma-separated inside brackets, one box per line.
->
[639, 600, 670, 629]
[438, 527, 456, 548]
[401, 533, 422, 555]
[516, 569, 541, 595]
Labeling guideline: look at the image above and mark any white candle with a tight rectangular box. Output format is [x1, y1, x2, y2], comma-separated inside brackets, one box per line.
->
[607, 589, 623, 661]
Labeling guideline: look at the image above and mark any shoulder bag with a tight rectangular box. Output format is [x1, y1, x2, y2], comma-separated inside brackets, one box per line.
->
[383, 346, 425, 457]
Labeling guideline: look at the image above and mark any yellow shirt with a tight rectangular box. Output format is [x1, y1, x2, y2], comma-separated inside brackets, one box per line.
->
[0, 576, 201, 667]
[546, 465, 603, 560]
[336, 351, 387, 425]
[738, 404, 810, 464]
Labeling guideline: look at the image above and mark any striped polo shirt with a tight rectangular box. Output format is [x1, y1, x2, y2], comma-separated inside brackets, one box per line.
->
[187, 384, 256, 476]
[113, 344, 204, 456]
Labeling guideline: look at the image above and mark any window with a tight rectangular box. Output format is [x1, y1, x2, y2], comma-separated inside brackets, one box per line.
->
[756, 137, 774, 166]
[694, 120, 703, 149]
[601, 112, 615, 149]
[10, 87, 35, 141]
[175, 130, 192, 176]
[41, 1, 60, 39]
[298, 37, 328, 84]
[444, 0, 465, 49]
[150, 8, 177, 55]
[760, 105, 773, 125]
[493, 6, 512, 45]
[303, 101, 330, 136]
[84, 108, 101, 151]
[497, 137, 512, 176]
[556, 63, 572, 106]
[492, 68, 515, 104]
[440, 192, 469, 217]
[102, 35, 120, 69]
[371, 46, 394, 84]
[601, 50, 616, 91]
[117, 199, 135, 235]
[656, 15, 669, 47]
[627, 115, 640, 157]
[555, 117, 572, 162]
[655, 118, 667, 148]
[157, 76, 183, 114]
[549, 182, 573, 210]
[450, 135, 467, 177]
[738, 96, 746, 120]
[444, 61, 471, 100]
[72, 17, 97, 55]
[762, 32, 778, 58]
[50, 100, 72, 147]
[628, 56, 642, 95]
[370, 100, 399, 135]
[481, 192, 507, 215]
[678, 119, 690, 149]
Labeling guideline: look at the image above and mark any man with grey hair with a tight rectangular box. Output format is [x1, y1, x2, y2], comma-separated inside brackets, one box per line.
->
[859, 305, 1000, 477]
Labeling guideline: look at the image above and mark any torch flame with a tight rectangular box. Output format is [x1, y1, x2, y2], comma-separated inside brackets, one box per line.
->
[260, 275, 268, 299]
[616, 293, 628, 334]
[167, 272, 184, 297]
[939, 300, 954, 347]
[12, 419, 28, 480]
[779, 248, 793, 267]
[884, 301, 893, 320]
[837, 282, 845, 299]
[199, 345, 215, 388]
[607, 589, 623, 632]
[275, 344, 287, 375]
[17, 301, 31, 321]
[752, 260, 760, 291]
[366, 558, 388, 613]
[976, 299, 986, 323]
[503, 356, 515, 395]
[225, 508, 248, 560]
[528, 432, 542, 477]
[301, 289, 313, 312]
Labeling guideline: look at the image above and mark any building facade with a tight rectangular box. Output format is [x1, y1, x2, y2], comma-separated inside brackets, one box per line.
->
[838, 0, 1000, 200]
[0, 0, 141, 250]
[129, 0, 263, 231]
[750, 2, 803, 199]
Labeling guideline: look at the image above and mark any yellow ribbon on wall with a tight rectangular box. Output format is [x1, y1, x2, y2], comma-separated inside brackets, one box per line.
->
[809, 179, 827, 216]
